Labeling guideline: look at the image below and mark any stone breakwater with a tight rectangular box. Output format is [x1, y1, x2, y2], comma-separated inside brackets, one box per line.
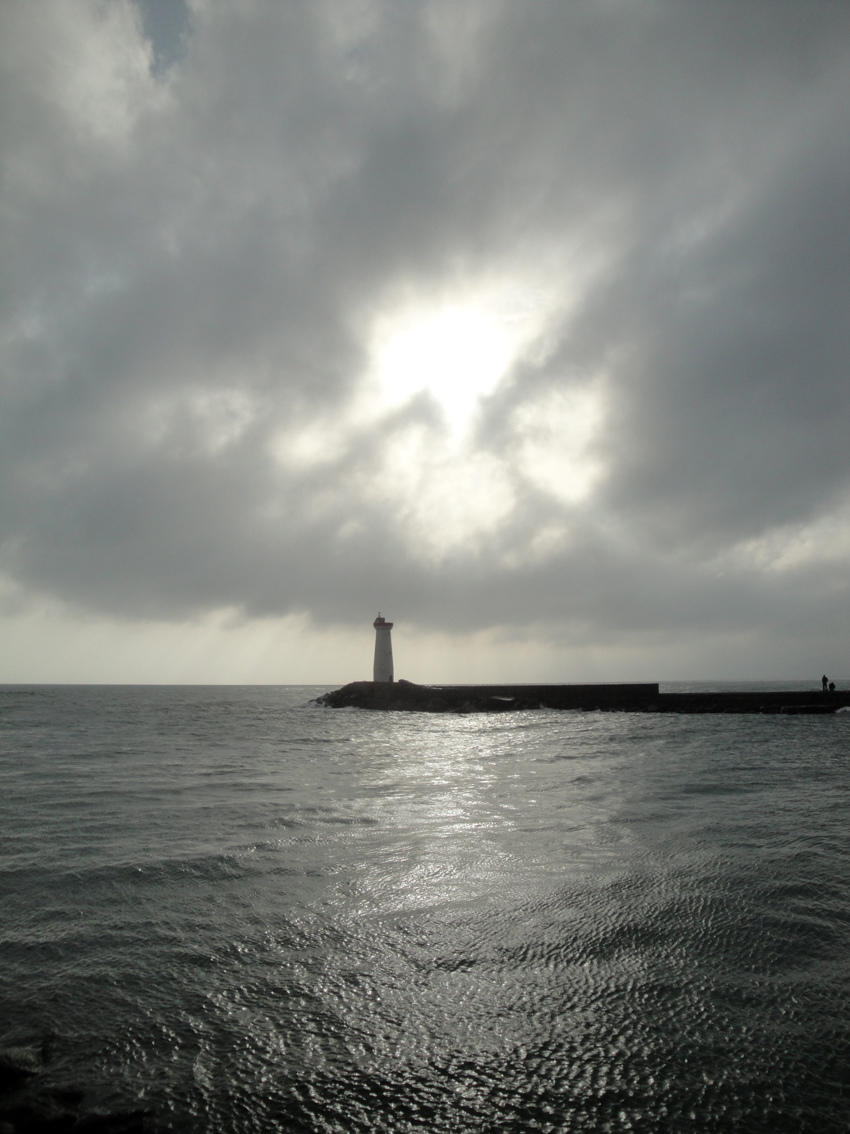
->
[316, 680, 850, 715]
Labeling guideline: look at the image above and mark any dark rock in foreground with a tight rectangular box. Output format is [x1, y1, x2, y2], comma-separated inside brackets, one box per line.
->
[316, 680, 850, 715]
[0, 1031, 155, 1134]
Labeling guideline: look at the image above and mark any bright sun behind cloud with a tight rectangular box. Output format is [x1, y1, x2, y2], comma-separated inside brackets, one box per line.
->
[371, 303, 516, 428]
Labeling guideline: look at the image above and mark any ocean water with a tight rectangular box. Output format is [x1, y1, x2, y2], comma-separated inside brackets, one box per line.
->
[1, 684, 849, 1132]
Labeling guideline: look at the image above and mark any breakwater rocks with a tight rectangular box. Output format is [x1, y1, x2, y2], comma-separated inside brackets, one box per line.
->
[316, 680, 850, 715]
[0, 1030, 154, 1134]
[318, 680, 659, 712]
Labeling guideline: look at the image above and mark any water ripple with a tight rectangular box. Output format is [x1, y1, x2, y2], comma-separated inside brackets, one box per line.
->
[2, 687, 849, 1130]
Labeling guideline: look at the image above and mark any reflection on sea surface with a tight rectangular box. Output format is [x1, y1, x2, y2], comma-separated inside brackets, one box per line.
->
[1, 686, 849, 1131]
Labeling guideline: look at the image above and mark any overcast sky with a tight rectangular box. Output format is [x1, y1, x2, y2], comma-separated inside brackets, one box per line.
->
[2, 0, 850, 683]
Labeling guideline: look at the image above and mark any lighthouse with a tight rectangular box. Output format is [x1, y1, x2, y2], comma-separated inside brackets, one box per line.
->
[373, 614, 394, 683]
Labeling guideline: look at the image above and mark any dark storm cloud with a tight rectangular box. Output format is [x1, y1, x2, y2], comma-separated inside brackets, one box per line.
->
[2, 0, 850, 654]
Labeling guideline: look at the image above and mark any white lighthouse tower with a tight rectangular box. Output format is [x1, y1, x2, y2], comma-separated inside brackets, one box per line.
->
[373, 614, 394, 683]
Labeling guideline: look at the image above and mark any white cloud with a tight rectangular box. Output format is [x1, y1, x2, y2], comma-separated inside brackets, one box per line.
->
[512, 382, 607, 505]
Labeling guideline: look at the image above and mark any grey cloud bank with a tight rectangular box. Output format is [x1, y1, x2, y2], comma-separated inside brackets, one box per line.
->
[1, 0, 849, 680]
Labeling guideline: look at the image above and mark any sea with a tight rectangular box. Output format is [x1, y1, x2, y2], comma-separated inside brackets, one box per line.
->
[1, 683, 849, 1133]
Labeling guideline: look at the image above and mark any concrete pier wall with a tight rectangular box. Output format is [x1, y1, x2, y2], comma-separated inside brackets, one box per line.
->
[316, 680, 850, 715]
